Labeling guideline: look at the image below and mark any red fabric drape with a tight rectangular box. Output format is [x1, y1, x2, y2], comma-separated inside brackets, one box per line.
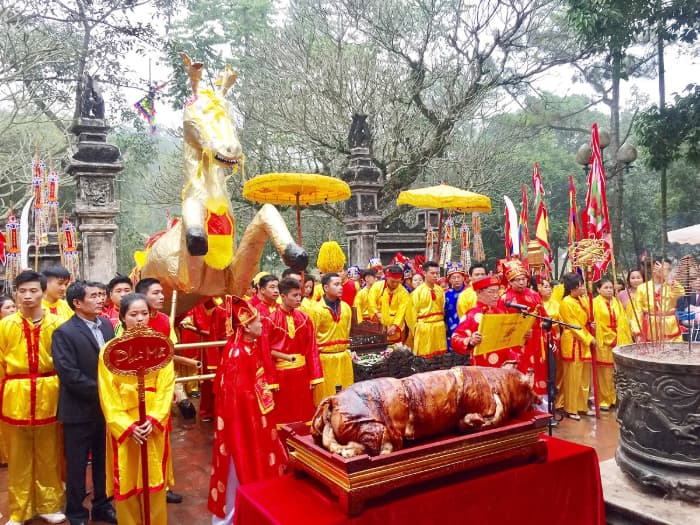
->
[235, 436, 605, 525]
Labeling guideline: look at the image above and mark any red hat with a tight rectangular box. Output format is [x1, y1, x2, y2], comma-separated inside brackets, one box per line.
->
[504, 260, 528, 282]
[473, 275, 501, 292]
[229, 296, 259, 327]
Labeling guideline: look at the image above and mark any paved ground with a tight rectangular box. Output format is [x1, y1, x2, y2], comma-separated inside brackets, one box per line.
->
[0, 404, 620, 524]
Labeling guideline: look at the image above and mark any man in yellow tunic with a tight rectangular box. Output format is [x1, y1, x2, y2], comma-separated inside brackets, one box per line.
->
[353, 269, 378, 322]
[311, 273, 353, 405]
[41, 265, 73, 323]
[0, 270, 65, 525]
[631, 259, 685, 342]
[457, 263, 488, 318]
[557, 272, 596, 420]
[374, 265, 411, 344]
[411, 261, 447, 357]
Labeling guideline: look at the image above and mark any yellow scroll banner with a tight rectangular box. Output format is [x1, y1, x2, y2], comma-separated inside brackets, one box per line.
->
[473, 313, 535, 356]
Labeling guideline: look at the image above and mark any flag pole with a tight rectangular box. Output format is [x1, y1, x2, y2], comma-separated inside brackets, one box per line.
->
[585, 265, 601, 419]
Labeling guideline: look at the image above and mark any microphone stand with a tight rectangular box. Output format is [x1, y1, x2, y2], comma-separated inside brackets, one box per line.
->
[511, 307, 580, 436]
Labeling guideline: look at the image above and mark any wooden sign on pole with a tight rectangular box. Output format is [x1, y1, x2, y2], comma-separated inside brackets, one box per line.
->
[102, 325, 174, 525]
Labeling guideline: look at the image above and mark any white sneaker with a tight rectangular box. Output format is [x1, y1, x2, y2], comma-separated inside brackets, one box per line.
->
[6, 520, 23, 525]
[39, 512, 66, 523]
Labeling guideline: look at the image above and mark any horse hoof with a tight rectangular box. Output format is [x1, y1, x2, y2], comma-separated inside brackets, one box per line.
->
[283, 244, 308, 272]
[186, 227, 208, 256]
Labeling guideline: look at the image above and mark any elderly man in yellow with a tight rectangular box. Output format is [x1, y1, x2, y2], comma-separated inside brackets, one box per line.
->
[374, 265, 411, 344]
[311, 272, 353, 404]
[631, 258, 685, 342]
[593, 277, 632, 411]
[411, 261, 447, 357]
[456, 263, 488, 318]
[0, 271, 65, 525]
[41, 265, 74, 323]
[98, 293, 175, 525]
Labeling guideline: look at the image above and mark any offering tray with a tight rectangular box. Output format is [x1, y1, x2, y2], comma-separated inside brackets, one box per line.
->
[280, 410, 550, 515]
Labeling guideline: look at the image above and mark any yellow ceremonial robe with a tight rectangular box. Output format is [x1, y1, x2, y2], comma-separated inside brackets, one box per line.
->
[353, 286, 373, 322]
[98, 348, 175, 525]
[456, 285, 477, 318]
[558, 296, 594, 415]
[310, 299, 353, 405]
[299, 297, 315, 316]
[411, 283, 447, 357]
[593, 295, 631, 408]
[375, 283, 411, 344]
[0, 310, 64, 522]
[42, 297, 73, 324]
[631, 280, 685, 341]
[543, 298, 563, 394]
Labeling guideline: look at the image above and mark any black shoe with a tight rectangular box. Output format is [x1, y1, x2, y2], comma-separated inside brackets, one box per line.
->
[69, 520, 88, 525]
[189, 391, 201, 398]
[92, 506, 118, 524]
[167, 489, 183, 504]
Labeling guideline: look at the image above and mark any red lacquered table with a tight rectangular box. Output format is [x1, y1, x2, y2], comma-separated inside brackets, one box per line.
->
[235, 435, 605, 525]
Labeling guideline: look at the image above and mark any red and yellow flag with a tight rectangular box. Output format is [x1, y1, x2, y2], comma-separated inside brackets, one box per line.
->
[583, 123, 612, 280]
[531, 163, 551, 277]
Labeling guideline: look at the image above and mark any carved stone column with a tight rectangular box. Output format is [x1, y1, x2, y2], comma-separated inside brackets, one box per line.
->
[66, 117, 121, 283]
[342, 114, 383, 266]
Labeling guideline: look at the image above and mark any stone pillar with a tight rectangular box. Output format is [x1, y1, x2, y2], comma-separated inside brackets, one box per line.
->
[66, 117, 121, 283]
[342, 114, 383, 266]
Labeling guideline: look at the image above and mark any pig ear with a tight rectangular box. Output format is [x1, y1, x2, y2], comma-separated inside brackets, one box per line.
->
[500, 360, 518, 370]
[524, 368, 535, 388]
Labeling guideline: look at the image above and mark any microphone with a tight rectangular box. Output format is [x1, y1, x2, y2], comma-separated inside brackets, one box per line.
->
[505, 301, 529, 311]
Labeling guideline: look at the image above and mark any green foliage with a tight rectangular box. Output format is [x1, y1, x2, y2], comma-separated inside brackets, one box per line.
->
[566, 0, 651, 55]
[636, 84, 700, 170]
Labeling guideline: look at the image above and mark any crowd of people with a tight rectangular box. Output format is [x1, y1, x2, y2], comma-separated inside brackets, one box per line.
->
[0, 254, 692, 524]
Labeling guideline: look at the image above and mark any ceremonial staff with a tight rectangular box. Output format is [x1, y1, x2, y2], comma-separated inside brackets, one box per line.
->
[569, 238, 606, 419]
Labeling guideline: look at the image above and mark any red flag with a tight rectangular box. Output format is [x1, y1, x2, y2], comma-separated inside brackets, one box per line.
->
[531, 164, 551, 276]
[583, 123, 611, 279]
[519, 184, 529, 259]
[0, 229, 5, 264]
[568, 175, 582, 246]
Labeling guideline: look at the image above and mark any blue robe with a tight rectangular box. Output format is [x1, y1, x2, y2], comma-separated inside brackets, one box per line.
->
[444, 285, 465, 350]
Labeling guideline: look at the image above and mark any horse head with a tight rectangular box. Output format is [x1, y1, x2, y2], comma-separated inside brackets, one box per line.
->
[181, 53, 242, 168]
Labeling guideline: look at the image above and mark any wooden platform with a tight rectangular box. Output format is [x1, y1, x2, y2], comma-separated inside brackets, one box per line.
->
[281, 411, 551, 515]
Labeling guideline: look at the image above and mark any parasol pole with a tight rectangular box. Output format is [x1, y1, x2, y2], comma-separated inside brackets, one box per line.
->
[585, 267, 601, 419]
[436, 209, 444, 266]
[295, 192, 302, 245]
[137, 369, 151, 525]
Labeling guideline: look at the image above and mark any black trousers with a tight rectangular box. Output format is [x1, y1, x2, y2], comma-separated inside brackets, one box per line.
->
[63, 420, 110, 521]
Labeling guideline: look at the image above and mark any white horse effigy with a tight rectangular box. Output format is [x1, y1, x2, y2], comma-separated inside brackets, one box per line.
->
[137, 53, 307, 314]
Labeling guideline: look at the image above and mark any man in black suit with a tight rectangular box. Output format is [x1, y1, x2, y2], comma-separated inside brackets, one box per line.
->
[51, 280, 118, 525]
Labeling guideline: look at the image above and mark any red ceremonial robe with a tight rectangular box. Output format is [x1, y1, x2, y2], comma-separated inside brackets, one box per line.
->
[268, 307, 324, 426]
[499, 288, 549, 394]
[451, 301, 521, 367]
[207, 328, 285, 518]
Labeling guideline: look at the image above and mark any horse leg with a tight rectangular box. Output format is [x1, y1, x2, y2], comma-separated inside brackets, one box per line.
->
[228, 204, 308, 293]
[182, 197, 208, 256]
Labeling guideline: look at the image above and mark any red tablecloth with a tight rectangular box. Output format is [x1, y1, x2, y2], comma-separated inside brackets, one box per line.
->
[235, 435, 605, 525]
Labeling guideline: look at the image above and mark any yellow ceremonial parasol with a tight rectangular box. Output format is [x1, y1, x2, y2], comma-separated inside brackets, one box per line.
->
[243, 172, 351, 243]
[397, 183, 492, 261]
